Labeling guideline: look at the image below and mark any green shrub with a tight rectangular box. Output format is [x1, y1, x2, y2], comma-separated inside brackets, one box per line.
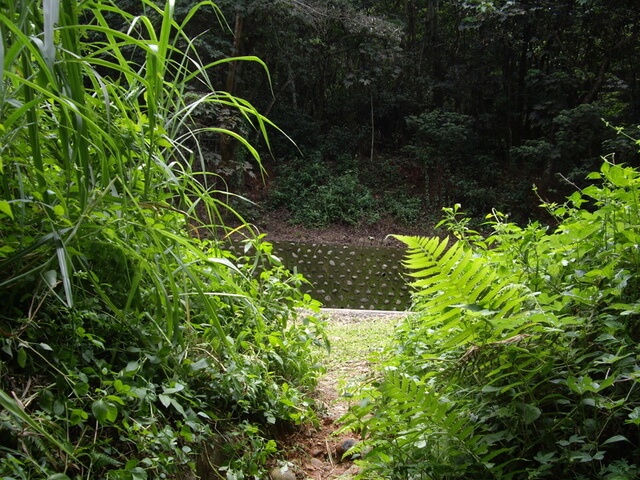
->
[299, 171, 379, 227]
[342, 160, 640, 479]
[269, 154, 379, 227]
[268, 152, 330, 211]
[0, 1, 325, 478]
[381, 191, 423, 225]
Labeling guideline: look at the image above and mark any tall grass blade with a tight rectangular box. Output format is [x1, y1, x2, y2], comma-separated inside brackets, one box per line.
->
[42, 0, 59, 69]
[0, 28, 4, 98]
[53, 230, 73, 308]
[0, 388, 77, 461]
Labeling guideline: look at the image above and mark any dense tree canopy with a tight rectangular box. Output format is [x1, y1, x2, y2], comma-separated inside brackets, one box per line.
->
[109, 0, 640, 222]
[182, 0, 640, 224]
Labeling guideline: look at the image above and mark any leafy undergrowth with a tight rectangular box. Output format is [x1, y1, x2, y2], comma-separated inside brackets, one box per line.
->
[341, 160, 640, 479]
[0, 2, 328, 479]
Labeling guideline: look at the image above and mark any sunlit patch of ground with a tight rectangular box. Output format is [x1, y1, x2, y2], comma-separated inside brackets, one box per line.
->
[279, 309, 407, 480]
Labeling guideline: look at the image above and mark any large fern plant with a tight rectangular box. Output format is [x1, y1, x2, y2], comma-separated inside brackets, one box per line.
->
[400, 234, 545, 344]
[343, 160, 640, 479]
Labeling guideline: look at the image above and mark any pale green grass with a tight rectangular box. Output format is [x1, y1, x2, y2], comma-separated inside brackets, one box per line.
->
[319, 312, 407, 388]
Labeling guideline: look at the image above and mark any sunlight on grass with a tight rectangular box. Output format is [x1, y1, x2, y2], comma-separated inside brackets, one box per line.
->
[319, 313, 406, 386]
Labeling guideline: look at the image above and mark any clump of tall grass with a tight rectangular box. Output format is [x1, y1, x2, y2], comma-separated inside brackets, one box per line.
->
[0, 0, 324, 477]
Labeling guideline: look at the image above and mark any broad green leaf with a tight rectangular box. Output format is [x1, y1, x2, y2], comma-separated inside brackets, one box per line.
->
[92, 399, 109, 423]
[569, 451, 592, 463]
[70, 408, 88, 425]
[53, 204, 65, 217]
[42, 270, 58, 289]
[517, 403, 541, 424]
[606, 163, 631, 187]
[567, 374, 615, 394]
[601, 435, 628, 446]
[92, 399, 117, 424]
[190, 358, 208, 371]
[534, 451, 555, 464]
[114, 379, 131, 394]
[124, 360, 140, 373]
[106, 394, 125, 406]
[17, 348, 26, 368]
[53, 399, 66, 417]
[627, 407, 640, 425]
[163, 383, 185, 395]
[130, 467, 148, 480]
[0, 200, 13, 219]
[106, 403, 118, 422]
[170, 398, 186, 417]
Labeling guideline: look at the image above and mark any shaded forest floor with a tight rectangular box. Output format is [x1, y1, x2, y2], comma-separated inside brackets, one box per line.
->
[276, 309, 407, 480]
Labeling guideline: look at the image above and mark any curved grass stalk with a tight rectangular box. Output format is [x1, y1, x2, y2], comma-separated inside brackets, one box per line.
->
[0, 0, 295, 471]
[0, 388, 77, 462]
[0, 0, 282, 387]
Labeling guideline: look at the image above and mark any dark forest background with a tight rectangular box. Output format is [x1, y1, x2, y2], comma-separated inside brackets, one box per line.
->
[130, 0, 640, 226]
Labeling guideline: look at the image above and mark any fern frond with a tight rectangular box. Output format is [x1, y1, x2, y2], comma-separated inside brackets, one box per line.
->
[376, 368, 504, 478]
[90, 450, 122, 468]
[394, 235, 532, 344]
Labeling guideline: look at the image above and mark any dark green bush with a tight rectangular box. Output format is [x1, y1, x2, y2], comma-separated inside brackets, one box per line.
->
[381, 191, 423, 224]
[269, 154, 379, 227]
[300, 172, 379, 227]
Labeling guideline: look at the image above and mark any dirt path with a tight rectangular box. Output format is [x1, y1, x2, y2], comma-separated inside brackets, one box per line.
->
[276, 309, 407, 480]
[243, 209, 432, 247]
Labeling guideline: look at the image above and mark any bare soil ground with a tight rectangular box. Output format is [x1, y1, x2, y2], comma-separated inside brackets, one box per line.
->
[277, 309, 407, 480]
[251, 209, 432, 247]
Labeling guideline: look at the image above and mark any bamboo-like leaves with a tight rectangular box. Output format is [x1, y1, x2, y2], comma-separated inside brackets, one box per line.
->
[42, 0, 58, 68]
[0, 0, 281, 405]
[0, 0, 272, 325]
[0, 1, 323, 477]
[0, 28, 4, 98]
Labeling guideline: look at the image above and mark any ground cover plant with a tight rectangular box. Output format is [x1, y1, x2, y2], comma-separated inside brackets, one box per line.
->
[342, 159, 640, 479]
[0, 1, 326, 478]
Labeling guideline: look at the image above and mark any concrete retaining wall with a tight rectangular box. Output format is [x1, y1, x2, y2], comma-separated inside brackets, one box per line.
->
[272, 242, 411, 310]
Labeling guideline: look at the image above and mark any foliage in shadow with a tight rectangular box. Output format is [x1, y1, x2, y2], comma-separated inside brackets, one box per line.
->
[342, 160, 640, 479]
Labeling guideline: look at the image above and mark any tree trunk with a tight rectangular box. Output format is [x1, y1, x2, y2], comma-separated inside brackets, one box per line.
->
[225, 13, 244, 93]
[220, 12, 244, 179]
